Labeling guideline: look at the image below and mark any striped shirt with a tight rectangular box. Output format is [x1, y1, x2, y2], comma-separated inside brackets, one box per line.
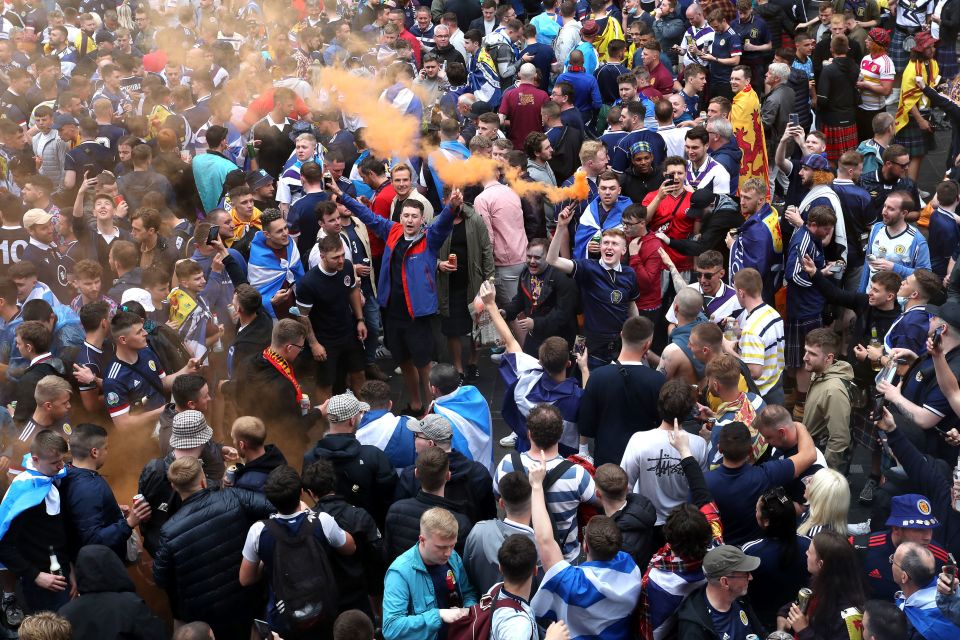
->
[737, 303, 784, 395]
[859, 53, 895, 111]
[494, 451, 596, 560]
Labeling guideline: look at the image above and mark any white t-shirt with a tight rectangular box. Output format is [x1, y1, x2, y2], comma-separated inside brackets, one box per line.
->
[242, 510, 348, 563]
[620, 428, 709, 525]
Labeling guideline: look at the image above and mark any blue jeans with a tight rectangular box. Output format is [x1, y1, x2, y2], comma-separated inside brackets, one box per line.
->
[362, 292, 382, 365]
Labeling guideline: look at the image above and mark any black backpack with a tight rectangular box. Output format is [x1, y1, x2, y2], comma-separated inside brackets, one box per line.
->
[510, 452, 573, 546]
[263, 514, 340, 631]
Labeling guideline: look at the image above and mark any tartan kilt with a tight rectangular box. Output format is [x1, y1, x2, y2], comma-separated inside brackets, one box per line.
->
[938, 41, 959, 81]
[822, 123, 859, 165]
[895, 117, 935, 156]
[785, 316, 823, 368]
[891, 29, 911, 72]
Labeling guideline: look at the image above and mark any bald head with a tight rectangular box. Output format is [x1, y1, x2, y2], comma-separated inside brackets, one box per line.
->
[518, 63, 537, 81]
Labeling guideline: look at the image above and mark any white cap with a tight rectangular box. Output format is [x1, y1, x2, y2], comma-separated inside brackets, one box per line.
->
[121, 287, 155, 312]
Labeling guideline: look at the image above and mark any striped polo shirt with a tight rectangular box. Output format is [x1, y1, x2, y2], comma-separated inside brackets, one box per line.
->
[737, 303, 785, 395]
[494, 451, 596, 561]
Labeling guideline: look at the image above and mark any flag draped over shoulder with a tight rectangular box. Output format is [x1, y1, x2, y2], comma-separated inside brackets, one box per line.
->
[896, 59, 939, 132]
[531, 551, 642, 640]
[731, 86, 768, 195]
[499, 352, 582, 452]
[357, 410, 417, 470]
[432, 385, 493, 472]
[167, 288, 209, 359]
[247, 231, 305, 318]
[0, 455, 68, 541]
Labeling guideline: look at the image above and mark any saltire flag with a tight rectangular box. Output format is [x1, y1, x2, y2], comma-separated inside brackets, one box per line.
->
[499, 352, 582, 453]
[432, 385, 493, 472]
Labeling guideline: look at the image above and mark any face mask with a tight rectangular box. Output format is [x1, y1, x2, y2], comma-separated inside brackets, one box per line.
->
[897, 296, 908, 307]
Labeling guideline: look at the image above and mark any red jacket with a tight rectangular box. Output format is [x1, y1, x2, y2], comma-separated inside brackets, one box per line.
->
[629, 233, 664, 311]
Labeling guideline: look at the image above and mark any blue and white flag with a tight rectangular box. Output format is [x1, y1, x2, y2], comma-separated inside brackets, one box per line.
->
[357, 409, 417, 470]
[500, 352, 582, 453]
[532, 551, 642, 640]
[247, 231, 305, 318]
[432, 385, 493, 473]
[642, 564, 706, 640]
[898, 584, 960, 640]
[0, 455, 68, 541]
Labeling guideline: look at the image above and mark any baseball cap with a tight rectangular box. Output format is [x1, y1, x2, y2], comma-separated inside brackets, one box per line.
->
[470, 100, 492, 118]
[327, 394, 370, 423]
[407, 414, 453, 442]
[121, 287, 156, 313]
[22, 208, 52, 228]
[170, 410, 214, 450]
[800, 153, 831, 172]
[687, 188, 715, 219]
[246, 169, 274, 190]
[702, 545, 761, 580]
[885, 494, 939, 529]
[53, 114, 79, 130]
[928, 302, 960, 330]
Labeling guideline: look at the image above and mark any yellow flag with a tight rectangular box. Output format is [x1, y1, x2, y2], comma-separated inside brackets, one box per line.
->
[730, 86, 770, 196]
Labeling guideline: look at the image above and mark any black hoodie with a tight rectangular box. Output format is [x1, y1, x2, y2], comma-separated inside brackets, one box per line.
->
[667, 193, 743, 264]
[233, 444, 288, 493]
[59, 545, 167, 640]
[395, 449, 497, 524]
[303, 433, 397, 528]
[610, 493, 657, 573]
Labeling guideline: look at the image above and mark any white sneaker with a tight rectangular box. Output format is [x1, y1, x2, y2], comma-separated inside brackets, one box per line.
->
[490, 352, 503, 364]
[499, 433, 518, 447]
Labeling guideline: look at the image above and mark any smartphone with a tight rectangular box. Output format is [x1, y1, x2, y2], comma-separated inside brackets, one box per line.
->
[789, 113, 799, 127]
[574, 335, 587, 356]
[253, 619, 272, 640]
[663, 178, 677, 187]
[206, 224, 220, 245]
[729, 228, 739, 236]
[934, 324, 945, 349]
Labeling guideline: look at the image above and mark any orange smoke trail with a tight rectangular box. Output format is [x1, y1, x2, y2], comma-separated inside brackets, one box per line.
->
[430, 152, 501, 187]
[311, 68, 422, 159]
[503, 168, 591, 204]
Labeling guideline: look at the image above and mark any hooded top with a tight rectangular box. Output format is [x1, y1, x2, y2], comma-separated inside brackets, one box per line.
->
[59, 544, 167, 640]
[804, 359, 856, 470]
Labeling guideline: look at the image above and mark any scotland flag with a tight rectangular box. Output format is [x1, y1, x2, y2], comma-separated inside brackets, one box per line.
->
[432, 385, 493, 473]
[357, 409, 417, 470]
[499, 352, 582, 453]
[532, 551, 642, 640]
[0, 455, 68, 541]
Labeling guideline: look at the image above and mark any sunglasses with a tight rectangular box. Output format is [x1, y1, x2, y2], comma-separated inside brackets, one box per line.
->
[695, 271, 720, 280]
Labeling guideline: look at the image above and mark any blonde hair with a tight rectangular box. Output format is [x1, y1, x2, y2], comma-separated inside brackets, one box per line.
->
[798, 468, 850, 537]
[19, 612, 72, 640]
[34, 375, 72, 404]
[231, 416, 267, 449]
[420, 507, 459, 539]
[167, 456, 204, 493]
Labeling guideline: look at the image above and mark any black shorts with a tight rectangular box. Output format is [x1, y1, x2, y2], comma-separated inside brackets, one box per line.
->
[384, 315, 435, 368]
[314, 339, 366, 387]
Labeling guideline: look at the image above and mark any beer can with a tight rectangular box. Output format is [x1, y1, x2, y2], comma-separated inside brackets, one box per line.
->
[797, 588, 813, 614]
[225, 465, 237, 484]
[449, 253, 457, 268]
[766, 633, 794, 640]
[300, 393, 311, 416]
[133, 494, 144, 506]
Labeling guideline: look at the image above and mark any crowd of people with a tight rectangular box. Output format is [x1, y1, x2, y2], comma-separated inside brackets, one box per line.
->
[5, 0, 960, 638]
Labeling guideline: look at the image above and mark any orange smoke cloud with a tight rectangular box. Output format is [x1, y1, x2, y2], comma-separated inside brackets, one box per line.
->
[310, 68, 422, 159]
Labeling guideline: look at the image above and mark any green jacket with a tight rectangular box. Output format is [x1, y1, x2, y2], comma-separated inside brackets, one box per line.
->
[436, 204, 495, 317]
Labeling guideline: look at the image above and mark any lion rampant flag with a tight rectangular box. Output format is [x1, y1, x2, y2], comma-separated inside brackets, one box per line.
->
[731, 86, 769, 196]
